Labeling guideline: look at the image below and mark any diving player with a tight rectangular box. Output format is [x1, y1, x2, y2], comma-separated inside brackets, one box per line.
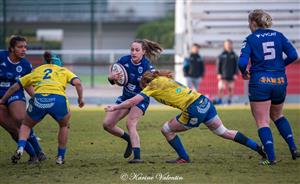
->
[105, 70, 266, 163]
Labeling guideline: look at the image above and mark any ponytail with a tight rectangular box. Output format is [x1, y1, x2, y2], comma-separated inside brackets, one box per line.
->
[133, 39, 163, 61]
[140, 70, 173, 88]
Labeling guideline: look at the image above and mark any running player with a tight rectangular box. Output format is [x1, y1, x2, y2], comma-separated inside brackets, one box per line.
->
[0, 51, 84, 164]
[105, 70, 266, 163]
[103, 39, 162, 163]
[0, 35, 45, 163]
[238, 9, 299, 165]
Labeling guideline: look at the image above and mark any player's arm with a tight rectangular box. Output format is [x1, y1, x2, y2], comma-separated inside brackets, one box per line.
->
[0, 83, 21, 104]
[238, 39, 251, 79]
[105, 94, 145, 112]
[281, 33, 298, 66]
[71, 78, 84, 108]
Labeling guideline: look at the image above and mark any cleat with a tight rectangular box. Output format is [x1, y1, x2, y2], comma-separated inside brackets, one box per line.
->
[56, 156, 65, 165]
[166, 158, 190, 164]
[259, 159, 277, 165]
[11, 149, 23, 164]
[128, 159, 144, 164]
[28, 156, 39, 164]
[257, 145, 267, 159]
[123, 142, 132, 158]
[37, 151, 47, 162]
[291, 150, 300, 160]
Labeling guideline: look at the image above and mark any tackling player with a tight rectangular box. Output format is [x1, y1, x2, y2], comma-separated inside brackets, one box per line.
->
[105, 70, 267, 163]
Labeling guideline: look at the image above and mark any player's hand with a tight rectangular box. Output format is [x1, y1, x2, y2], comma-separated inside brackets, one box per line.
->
[78, 98, 85, 108]
[217, 74, 221, 80]
[109, 71, 122, 81]
[233, 75, 238, 80]
[104, 105, 116, 112]
[242, 70, 250, 80]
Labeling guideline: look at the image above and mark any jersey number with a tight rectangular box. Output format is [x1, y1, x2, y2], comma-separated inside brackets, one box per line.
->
[43, 69, 53, 79]
[262, 41, 276, 60]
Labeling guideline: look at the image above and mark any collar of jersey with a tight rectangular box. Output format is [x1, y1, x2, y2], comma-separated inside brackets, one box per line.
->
[7, 56, 21, 65]
[131, 59, 142, 66]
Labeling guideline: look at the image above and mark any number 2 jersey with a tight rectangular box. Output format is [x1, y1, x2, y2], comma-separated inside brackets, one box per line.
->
[17, 64, 78, 97]
[0, 50, 32, 97]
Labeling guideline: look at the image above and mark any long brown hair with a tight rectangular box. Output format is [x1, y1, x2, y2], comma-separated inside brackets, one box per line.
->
[140, 70, 173, 89]
[248, 9, 272, 28]
[133, 39, 163, 61]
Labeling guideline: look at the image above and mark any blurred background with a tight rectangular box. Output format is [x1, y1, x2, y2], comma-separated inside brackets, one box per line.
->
[0, 0, 299, 105]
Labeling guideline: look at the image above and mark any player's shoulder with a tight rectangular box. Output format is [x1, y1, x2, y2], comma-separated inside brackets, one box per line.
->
[118, 55, 131, 64]
[20, 58, 32, 67]
[0, 50, 8, 57]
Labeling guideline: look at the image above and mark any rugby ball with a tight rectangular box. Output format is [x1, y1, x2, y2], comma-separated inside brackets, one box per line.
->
[111, 63, 128, 86]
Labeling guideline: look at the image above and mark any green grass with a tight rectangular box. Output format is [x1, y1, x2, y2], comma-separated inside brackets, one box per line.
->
[78, 75, 108, 86]
[0, 108, 299, 184]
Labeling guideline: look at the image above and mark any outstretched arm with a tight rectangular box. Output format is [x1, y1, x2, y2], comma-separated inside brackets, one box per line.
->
[105, 94, 145, 112]
[72, 78, 84, 108]
[0, 83, 21, 104]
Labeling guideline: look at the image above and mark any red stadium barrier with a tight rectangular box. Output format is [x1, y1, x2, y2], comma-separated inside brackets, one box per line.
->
[199, 63, 300, 97]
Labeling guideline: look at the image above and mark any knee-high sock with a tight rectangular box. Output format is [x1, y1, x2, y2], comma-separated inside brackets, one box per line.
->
[258, 127, 275, 161]
[168, 135, 189, 161]
[27, 129, 42, 154]
[234, 132, 259, 151]
[274, 117, 297, 152]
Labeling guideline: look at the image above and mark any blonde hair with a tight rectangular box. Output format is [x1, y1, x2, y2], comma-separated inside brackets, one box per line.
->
[140, 70, 173, 88]
[248, 9, 273, 28]
[133, 39, 163, 61]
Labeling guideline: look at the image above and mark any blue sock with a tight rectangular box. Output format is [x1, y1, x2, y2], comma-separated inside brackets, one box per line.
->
[27, 129, 42, 154]
[274, 117, 297, 152]
[258, 127, 275, 161]
[18, 139, 27, 149]
[234, 132, 259, 151]
[18, 140, 35, 157]
[133, 147, 141, 159]
[57, 147, 66, 158]
[121, 132, 131, 143]
[168, 135, 189, 161]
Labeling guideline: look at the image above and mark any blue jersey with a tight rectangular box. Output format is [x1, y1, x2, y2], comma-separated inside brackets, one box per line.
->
[238, 28, 298, 74]
[117, 55, 155, 98]
[0, 51, 32, 97]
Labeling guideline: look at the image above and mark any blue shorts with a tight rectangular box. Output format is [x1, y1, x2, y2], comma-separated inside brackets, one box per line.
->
[27, 94, 69, 122]
[176, 95, 217, 128]
[116, 95, 149, 114]
[0, 90, 26, 106]
[249, 72, 287, 104]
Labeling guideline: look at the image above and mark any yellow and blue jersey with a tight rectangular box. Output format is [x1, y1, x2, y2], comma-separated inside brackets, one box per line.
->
[140, 76, 201, 111]
[18, 64, 78, 97]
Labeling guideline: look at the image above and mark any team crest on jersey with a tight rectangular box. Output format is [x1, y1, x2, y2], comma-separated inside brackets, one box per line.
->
[16, 66, 23, 73]
[138, 66, 143, 74]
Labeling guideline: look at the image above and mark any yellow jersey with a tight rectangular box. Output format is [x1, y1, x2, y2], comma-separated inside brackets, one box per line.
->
[18, 64, 78, 97]
[140, 76, 201, 111]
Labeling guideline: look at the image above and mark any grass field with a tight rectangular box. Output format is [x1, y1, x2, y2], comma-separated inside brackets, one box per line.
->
[0, 107, 299, 184]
